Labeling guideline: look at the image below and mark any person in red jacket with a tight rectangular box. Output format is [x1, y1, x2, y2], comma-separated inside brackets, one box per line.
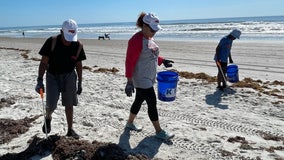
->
[124, 12, 174, 140]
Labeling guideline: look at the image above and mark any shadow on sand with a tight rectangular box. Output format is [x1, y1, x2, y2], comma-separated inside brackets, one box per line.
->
[205, 88, 236, 109]
[118, 128, 173, 159]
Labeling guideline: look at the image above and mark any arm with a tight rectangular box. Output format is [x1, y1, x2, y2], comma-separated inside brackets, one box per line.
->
[38, 56, 49, 79]
[158, 56, 164, 66]
[229, 52, 233, 63]
[125, 40, 138, 96]
[75, 61, 83, 82]
[38, 37, 53, 78]
[125, 32, 143, 79]
[35, 55, 49, 93]
[215, 45, 221, 61]
[75, 61, 83, 95]
[75, 41, 86, 82]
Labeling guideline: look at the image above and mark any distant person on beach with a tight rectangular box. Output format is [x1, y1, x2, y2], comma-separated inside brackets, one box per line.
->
[104, 33, 110, 40]
[124, 12, 174, 140]
[35, 19, 86, 139]
[214, 29, 241, 90]
[22, 31, 25, 38]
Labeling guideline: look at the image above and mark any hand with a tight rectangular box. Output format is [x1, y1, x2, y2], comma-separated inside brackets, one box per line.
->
[77, 81, 82, 95]
[163, 59, 174, 68]
[229, 60, 234, 63]
[125, 81, 134, 97]
[35, 77, 44, 94]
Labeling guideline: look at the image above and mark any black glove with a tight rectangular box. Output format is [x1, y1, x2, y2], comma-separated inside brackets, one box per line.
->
[125, 81, 134, 97]
[35, 77, 44, 94]
[163, 59, 174, 68]
[77, 81, 82, 95]
[229, 59, 234, 63]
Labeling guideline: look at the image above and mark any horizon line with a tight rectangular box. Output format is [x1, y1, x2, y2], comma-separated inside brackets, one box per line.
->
[1, 14, 284, 29]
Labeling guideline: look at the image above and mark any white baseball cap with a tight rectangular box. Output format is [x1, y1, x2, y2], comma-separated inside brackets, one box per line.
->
[142, 13, 161, 32]
[62, 19, 78, 42]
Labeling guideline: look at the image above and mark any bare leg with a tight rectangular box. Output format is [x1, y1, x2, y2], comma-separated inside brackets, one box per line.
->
[65, 106, 73, 129]
[152, 120, 162, 134]
[45, 108, 53, 119]
[42, 108, 53, 134]
[127, 113, 136, 124]
[217, 72, 222, 87]
[65, 106, 79, 139]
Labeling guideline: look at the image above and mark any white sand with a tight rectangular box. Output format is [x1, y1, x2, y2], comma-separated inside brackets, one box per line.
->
[0, 37, 284, 160]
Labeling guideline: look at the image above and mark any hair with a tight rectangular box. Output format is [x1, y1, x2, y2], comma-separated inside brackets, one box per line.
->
[136, 12, 146, 28]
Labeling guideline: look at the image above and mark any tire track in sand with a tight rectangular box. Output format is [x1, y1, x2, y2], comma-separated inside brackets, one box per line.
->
[78, 94, 283, 159]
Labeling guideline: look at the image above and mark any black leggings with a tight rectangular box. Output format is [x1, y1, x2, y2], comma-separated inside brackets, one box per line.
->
[130, 87, 158, 121]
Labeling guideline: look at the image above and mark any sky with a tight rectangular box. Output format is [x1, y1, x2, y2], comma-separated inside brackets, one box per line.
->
[1, 0, 284, 28]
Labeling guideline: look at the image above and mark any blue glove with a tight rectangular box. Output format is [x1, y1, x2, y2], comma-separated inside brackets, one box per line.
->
[35, 77, 44, 94]
[125, 81, 134, 97]
[163, 59, 174, 68]
[77, 81, 82, 95]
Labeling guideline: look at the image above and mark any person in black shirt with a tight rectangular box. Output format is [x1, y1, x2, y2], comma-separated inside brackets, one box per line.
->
[35, 19, 86, 139]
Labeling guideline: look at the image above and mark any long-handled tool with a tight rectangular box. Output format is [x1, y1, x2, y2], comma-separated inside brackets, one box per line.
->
[40, 88, 48, 139]
[217, 61, 227, 87]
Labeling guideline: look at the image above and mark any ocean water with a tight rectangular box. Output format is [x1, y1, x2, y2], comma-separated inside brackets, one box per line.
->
[1, 15, 284, 41]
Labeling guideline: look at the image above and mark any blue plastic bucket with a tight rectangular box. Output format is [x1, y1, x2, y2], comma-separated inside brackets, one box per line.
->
[227, 64, 239, 83]
[157, 71, 179, 102]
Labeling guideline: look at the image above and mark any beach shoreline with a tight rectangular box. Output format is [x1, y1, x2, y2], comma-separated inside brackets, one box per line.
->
[1, 36, 284, 81]
[0, 37, 284, 159]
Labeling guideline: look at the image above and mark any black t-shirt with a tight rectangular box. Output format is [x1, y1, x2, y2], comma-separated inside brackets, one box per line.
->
[39, 35, 86, 75]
